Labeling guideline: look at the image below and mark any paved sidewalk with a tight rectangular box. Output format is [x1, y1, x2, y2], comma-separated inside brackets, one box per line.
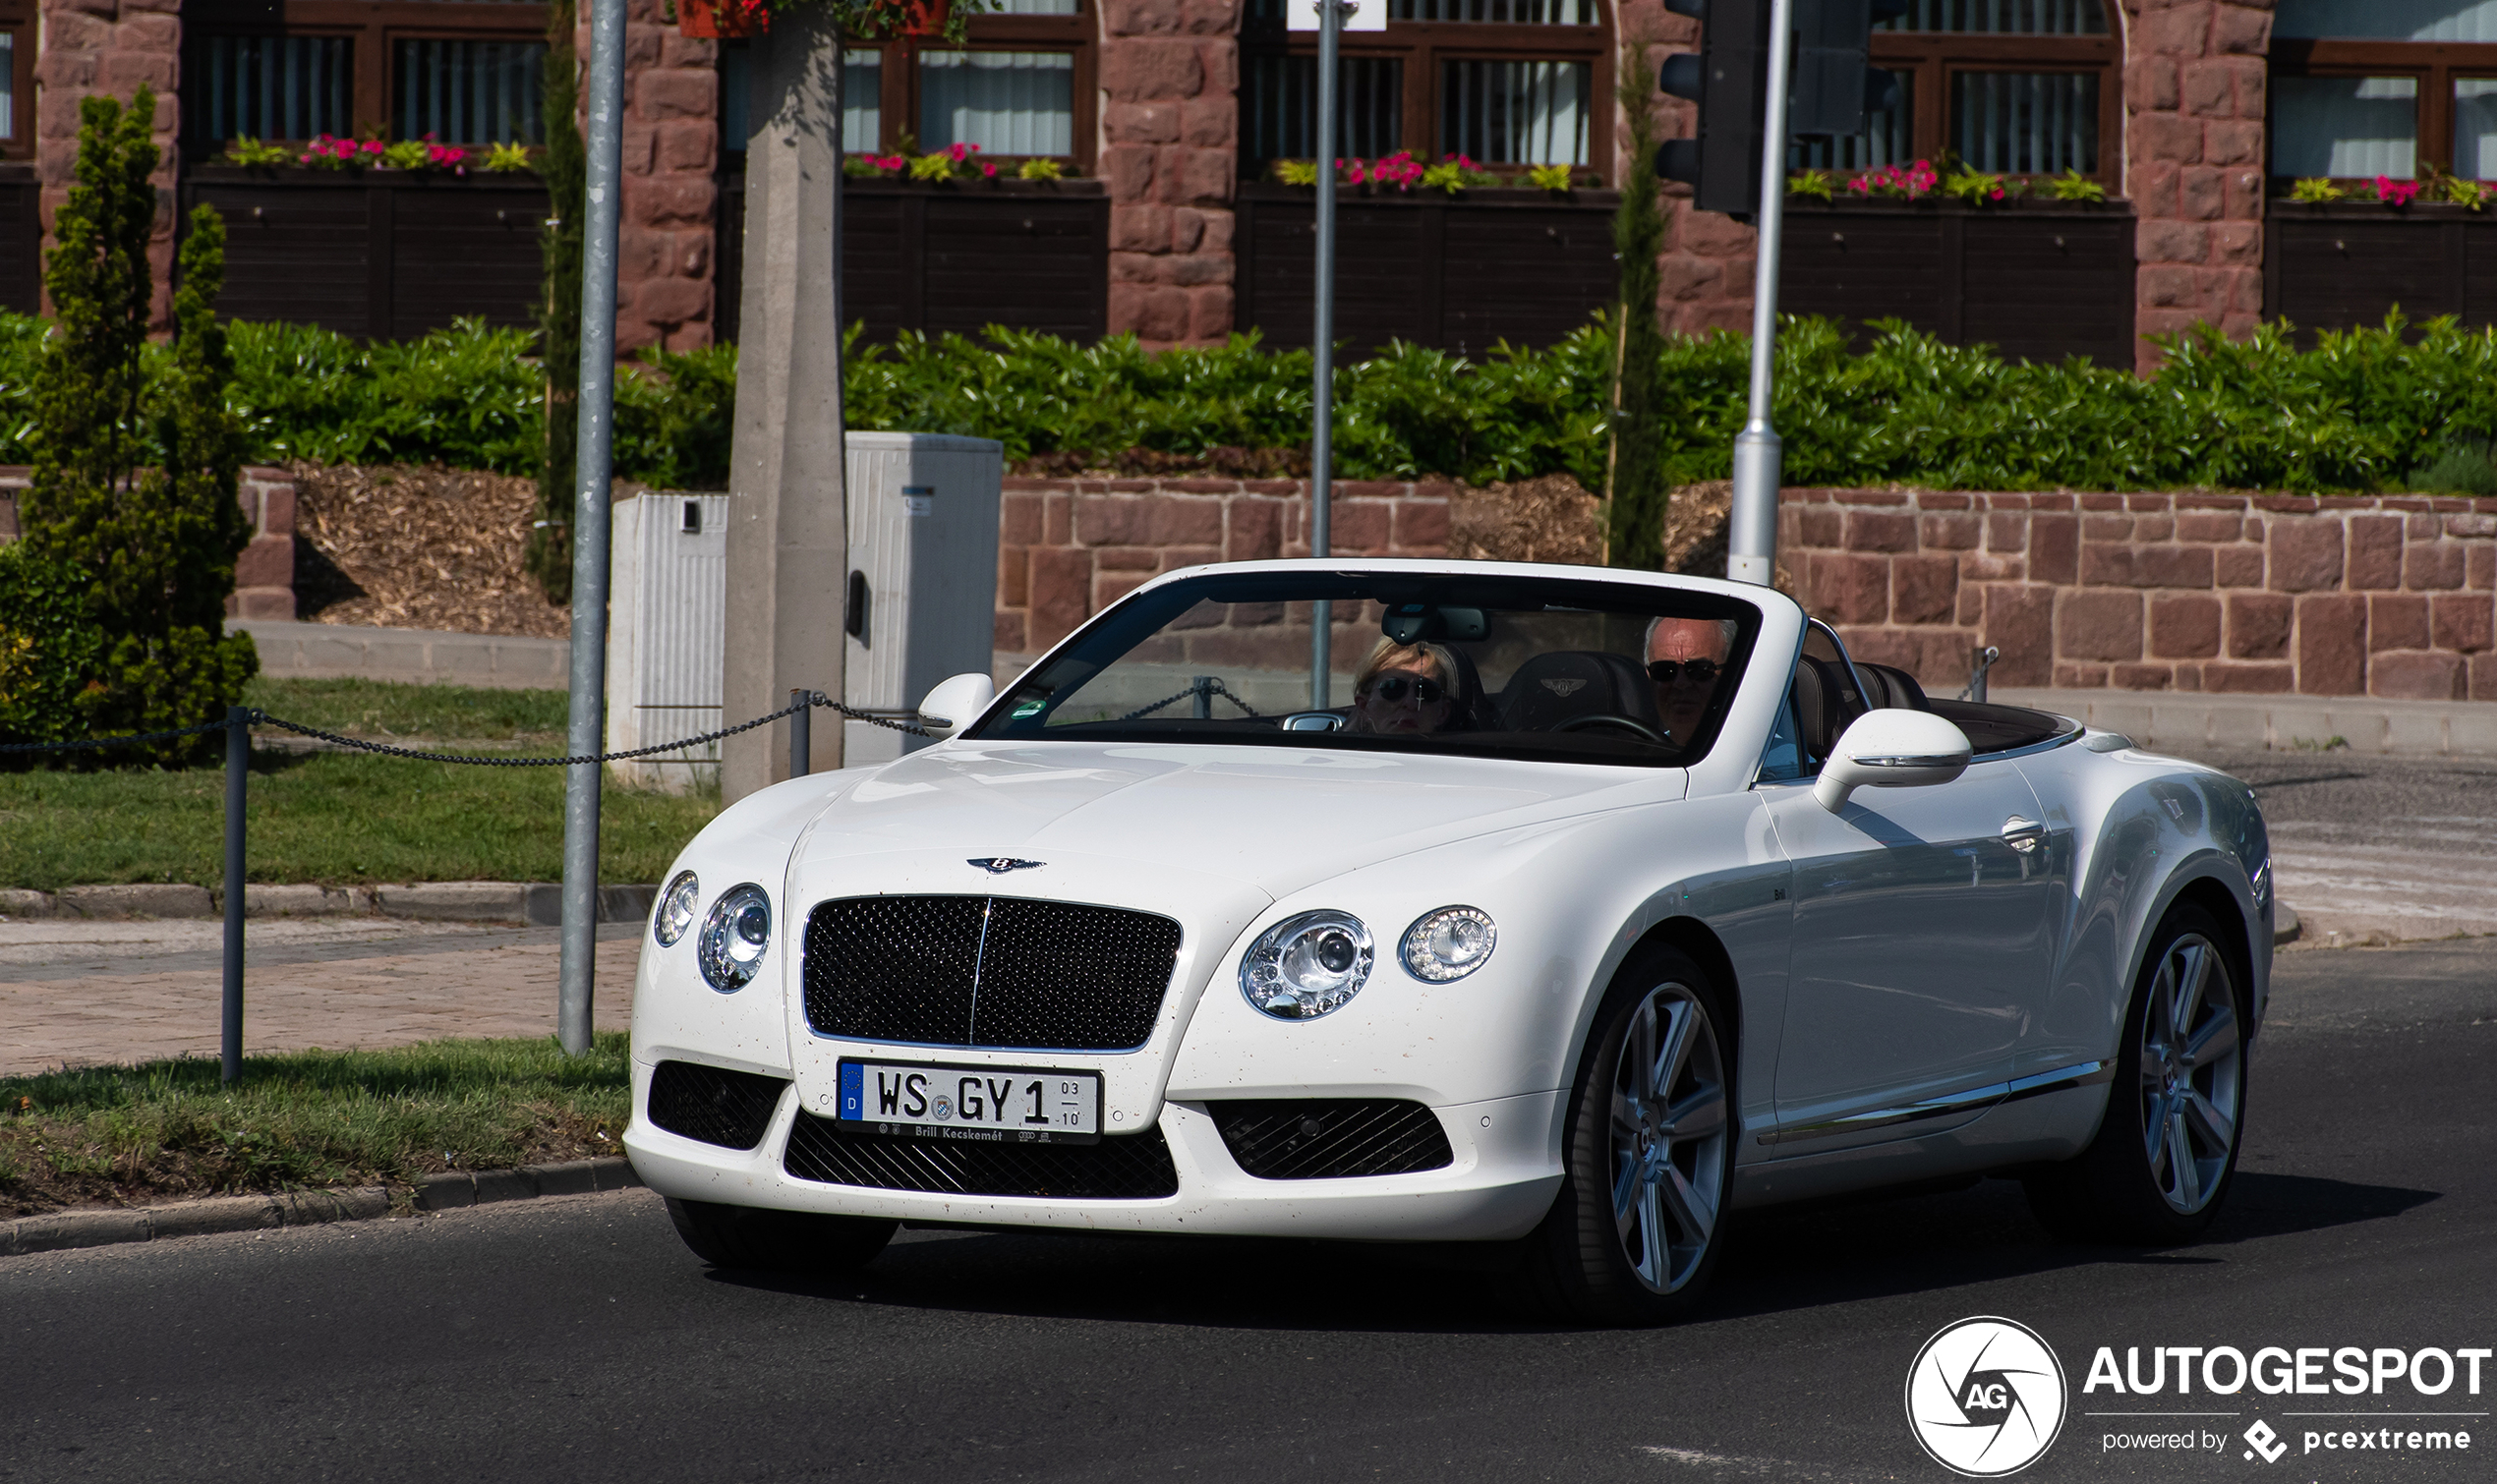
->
[0, 920, 641, 1076]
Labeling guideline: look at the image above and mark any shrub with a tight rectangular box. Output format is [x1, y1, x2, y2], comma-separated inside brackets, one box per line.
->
[14, 89, 256, 767]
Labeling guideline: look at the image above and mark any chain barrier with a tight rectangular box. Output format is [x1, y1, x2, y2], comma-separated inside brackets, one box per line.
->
[3, 692, 928, 765]
[1120, 678, 1263, 723]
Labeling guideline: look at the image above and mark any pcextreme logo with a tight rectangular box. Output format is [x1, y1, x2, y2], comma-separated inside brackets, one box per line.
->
[1906, 1317, 2070, 1477]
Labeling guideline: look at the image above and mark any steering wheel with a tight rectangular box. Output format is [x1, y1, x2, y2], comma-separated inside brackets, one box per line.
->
[1552, 713, 1666, 744]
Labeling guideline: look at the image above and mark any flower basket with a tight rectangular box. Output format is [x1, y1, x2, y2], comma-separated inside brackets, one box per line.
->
[679, 0, 769, 39]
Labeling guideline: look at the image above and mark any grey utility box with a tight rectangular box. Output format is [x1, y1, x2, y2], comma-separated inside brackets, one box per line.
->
[607, 491, 731, 791]
[840, 431, 1004, 767]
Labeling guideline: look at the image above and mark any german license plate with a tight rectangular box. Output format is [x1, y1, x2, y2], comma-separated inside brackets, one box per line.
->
[837, 1059, 1100, 1145]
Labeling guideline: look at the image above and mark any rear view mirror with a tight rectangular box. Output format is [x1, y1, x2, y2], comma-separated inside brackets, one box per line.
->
[917, 672, 996, 741]
[1814, 710, 1973, 812]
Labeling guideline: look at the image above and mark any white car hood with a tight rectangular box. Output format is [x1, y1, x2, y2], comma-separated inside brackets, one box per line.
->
[793, 739, 1683, 899]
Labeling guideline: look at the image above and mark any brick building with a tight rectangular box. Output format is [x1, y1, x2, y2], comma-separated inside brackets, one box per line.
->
[0, 0, 2490, 368]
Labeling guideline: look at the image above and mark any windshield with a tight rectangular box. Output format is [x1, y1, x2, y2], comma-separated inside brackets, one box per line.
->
[968, 570, 1765, 767]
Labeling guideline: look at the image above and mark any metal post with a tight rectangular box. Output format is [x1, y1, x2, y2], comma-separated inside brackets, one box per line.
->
[221, 706, 247, 1085]
[789, 688, 811, 778]
[1308, 0, 1341, 710]
[557, 0, 627, 1057]
[1727, 0, 1797, 588]
[1192, 676, 1214, 720]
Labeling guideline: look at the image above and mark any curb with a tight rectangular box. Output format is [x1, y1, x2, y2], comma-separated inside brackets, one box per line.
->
[0, 1158, 642, 1258]
[2276, 904, 2301, 946]
[0, 883, 659, 927]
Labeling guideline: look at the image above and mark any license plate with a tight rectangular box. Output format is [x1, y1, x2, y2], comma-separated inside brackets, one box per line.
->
[837, 1059, 1100, 1145]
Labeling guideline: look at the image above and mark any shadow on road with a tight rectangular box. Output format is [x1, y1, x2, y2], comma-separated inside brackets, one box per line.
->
[696, 1167, 2440, 1335]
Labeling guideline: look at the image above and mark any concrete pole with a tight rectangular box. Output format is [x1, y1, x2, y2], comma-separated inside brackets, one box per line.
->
[722, 10, 848, 805]
[1726, 0, 1797, 589]
[556, 0, 626, 1056]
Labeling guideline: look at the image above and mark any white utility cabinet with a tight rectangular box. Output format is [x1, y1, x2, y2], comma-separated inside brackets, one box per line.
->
[841, 431, 1004, 766]
[607, 491, 730, 791]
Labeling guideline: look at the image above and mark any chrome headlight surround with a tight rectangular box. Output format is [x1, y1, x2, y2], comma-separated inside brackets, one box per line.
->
[697, 883, 772, 993]
[653, 870, 700, 947]
[1240, 909, 1373, 1020]
[1400, 905, 1496, 983]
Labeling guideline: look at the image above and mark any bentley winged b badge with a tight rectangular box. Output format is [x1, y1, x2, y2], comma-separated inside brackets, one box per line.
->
[966, 858, 1046, 874]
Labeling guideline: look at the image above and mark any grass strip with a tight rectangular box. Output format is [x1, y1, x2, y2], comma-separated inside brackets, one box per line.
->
[0, 1033, 633, 1218]
[0, 679, 718, 890]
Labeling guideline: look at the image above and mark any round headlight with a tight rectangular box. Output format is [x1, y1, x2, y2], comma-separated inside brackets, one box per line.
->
[697, 883, 772, 993]
[654, 870, 700, 947]
[1240, 909, 1372, 1020]
[1401, 905, 1496, 983]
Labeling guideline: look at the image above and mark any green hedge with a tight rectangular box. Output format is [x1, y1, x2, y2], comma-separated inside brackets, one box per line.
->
[0, 311, 2491, 495]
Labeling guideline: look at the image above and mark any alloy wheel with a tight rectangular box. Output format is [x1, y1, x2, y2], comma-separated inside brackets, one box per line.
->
[2138, 933, 2242, 1215]
[1608, 982, 1729, 1294]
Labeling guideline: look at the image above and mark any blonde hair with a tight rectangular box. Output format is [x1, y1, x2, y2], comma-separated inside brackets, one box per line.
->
[1353, 638, 1457, 697]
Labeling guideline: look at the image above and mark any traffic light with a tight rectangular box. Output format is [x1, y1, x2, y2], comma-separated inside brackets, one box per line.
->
[1655, 0, 1771, 221]
[1788, 0, 1908, 139]
[1655, 0, 1907, 220]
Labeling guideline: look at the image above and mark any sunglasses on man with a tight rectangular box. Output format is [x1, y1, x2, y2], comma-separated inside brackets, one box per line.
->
[1646, 658, 1720, 685]
[1367, 674, 1448, 705]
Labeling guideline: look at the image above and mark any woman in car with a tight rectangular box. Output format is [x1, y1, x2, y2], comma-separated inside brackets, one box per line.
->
[1348, 638, 1486, 735]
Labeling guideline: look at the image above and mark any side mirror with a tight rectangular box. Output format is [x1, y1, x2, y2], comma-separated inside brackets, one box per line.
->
[916, 672, 996, 741]
[1814, 710, 1973, 813]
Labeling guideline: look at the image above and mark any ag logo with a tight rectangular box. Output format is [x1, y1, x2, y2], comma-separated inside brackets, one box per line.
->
[1905, 1316, 2068, 1477]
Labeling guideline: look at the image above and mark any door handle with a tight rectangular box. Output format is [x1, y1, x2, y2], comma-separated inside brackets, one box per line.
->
[2002, 816, 2047, 854]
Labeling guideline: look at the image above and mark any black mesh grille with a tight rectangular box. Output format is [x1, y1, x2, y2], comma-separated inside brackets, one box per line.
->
[802, 895, 1182, 1051]
[1206, 1099, 1455, 1179]
[782, 1113, 1180, 1200]
[646, 1060, 788, 1150]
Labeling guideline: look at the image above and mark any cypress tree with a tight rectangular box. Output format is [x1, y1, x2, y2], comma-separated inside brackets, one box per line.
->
[527, 0, 588, 603]
[16, 87, 255, 766]
[1606, 52, 1670, 571]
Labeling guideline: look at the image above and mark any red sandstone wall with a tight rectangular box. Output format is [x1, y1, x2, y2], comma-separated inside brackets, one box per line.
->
[36, 0, 181, 326]
[2121, 0, 2271, 374]
[0, 466, 296, 619]
[1099, 0, 1239, 345]
[995, 477, 1453, 655]
[606, 0, 722, 352]
[1781, 488, 2497, 701]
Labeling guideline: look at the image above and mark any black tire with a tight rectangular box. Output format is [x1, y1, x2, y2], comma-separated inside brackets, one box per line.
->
[665, 1197, 899, 1274]
[2025, 902, 2249, 1245]
[1525, 943, 1736, 1326]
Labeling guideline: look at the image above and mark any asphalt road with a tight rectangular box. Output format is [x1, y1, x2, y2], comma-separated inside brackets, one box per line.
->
[7, 939, 2491, 1484]
[2178, 748, 2497, 943]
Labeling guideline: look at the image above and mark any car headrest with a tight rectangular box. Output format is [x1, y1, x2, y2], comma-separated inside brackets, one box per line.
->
[1854, 662, 1931, 713]
[1497, 651, 1660, 734]
[1789, 656, 1863, 762]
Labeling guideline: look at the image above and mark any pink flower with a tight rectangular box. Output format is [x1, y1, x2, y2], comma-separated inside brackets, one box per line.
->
[2375, 174, 2419, 204]
[981, 161, 997, 177]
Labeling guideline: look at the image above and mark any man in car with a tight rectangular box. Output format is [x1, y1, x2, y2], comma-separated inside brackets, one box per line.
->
[1646, 617, 1735, 746]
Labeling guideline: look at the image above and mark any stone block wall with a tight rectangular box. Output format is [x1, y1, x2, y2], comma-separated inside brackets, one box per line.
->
[2121, 0, 2272, 374]
[1098, 0, 1240, 345]
[37, 0, 182, 325]
[0, 465, 296, 619]
[609, 0, 722, 352]
[996, 476, 1453, 656]
[1780, 488, 2497, 702]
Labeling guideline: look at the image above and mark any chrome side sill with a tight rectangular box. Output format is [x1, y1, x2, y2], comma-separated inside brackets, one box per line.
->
[1757, 1060, 2112, 1147]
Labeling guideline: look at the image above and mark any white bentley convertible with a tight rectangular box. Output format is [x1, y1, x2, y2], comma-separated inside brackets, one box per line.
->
[624, 560, 2271, 1324]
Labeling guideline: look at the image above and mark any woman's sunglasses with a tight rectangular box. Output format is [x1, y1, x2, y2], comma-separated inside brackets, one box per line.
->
[1646, 658, 1720, 685]
[1367, 675, 1448, 705]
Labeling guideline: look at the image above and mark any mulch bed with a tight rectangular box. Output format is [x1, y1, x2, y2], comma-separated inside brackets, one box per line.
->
[291, 463, 571, 639]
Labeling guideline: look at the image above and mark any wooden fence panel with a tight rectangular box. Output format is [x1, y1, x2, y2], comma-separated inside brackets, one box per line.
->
[0, 173, 43, 315]
[1780, 201, 2136, 368]
[2266, 206, 2497, 338]
[1235, 186, 1621, 357]
[716, 177, 1109, 346]
[183, 169, 549, 341]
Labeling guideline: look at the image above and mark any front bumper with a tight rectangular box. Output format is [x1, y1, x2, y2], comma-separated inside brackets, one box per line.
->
[623, 1058, 1564, 1242]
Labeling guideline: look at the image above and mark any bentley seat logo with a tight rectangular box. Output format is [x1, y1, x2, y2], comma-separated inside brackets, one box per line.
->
[966, 858, 1046, 874]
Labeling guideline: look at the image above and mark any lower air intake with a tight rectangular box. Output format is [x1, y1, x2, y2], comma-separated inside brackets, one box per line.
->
[1205, 1099, 1455, 1179]
[783, 1113, 1180, 1200]
[647, 1060, 788, 1151]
